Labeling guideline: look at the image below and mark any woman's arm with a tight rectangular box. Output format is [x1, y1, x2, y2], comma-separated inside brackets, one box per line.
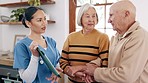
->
[19, 55, 39, 83]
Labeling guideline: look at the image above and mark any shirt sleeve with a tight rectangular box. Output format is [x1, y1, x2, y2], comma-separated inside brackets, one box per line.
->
[59, 37, 70, 74]
[13, 42, 31, 69]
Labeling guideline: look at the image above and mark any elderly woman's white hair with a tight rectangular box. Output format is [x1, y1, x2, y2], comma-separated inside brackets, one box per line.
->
[77, 3, 98, 26]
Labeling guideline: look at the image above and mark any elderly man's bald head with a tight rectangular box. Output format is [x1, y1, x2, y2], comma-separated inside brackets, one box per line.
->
[108, 0, 137, 35]
[111, 0, 136, 18]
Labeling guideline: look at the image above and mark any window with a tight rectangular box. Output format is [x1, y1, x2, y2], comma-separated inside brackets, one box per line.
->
[69, 0, 118, 39]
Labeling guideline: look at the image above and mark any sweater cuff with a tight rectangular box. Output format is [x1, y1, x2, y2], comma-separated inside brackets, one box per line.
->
[90, 58, 101, 66]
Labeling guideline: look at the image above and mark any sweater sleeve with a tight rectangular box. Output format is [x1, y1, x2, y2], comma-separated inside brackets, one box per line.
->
[91, 34, 109, 67]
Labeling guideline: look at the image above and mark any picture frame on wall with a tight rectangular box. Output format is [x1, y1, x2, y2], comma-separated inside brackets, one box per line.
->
[14, 35, 26, 48]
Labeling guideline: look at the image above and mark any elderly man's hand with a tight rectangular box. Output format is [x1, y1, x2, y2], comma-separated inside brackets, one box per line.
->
[82, 74, 95, 83]
[84, 63, 98, 76]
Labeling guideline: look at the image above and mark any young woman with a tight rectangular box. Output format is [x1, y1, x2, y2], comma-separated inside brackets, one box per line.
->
[13, 6, 62, 83]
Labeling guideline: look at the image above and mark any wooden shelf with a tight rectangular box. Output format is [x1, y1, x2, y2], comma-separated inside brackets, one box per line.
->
[0, 0, 56, 25]
[0, 22, 22, 25]
[0, 20, 55, 25]
[0, 0, 55, 7]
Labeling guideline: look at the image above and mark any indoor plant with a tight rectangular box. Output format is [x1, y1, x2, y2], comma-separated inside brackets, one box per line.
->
[27, 0, 53, 6]
[28, 0, 41, 6]
[10, 8, 26, 22]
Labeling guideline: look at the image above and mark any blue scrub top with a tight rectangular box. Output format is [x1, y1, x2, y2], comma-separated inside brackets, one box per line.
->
[13, 36, 61, 83]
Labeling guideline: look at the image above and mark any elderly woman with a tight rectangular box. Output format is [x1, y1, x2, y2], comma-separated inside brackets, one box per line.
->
[60, 3, 109, 83]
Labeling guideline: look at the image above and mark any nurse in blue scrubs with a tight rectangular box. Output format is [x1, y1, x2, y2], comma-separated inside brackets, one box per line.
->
[13, 6, 62, 83]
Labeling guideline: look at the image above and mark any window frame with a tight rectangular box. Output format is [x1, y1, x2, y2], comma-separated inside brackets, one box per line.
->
[69, 0, 115, 33]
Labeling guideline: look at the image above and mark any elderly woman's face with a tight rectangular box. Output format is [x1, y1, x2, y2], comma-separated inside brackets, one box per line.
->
[81, 7, 97, 32]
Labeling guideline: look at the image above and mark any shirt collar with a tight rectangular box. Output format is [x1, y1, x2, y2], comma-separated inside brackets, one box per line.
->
[115, 21, 140, 40]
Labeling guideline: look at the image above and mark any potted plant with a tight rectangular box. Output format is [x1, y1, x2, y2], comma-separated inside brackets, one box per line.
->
[10, 0, 41, 22]
[28, 0, 41, 6]
[27, 0, 53, 6]
[10, 8, 26, 22]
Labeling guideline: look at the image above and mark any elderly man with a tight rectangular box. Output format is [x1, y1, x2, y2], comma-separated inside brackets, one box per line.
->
[84, 0, 148, 83]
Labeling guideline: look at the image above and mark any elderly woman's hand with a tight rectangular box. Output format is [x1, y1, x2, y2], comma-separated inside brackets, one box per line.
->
[66, 65, 86, 77]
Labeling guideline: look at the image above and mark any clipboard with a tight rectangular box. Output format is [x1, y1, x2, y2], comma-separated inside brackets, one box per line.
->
[36, 47, 61, 78]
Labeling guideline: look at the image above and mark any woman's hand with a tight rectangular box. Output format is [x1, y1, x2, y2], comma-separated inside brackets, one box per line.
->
[66, 66, 86, 77]
[29, 41, 39, 57]
[82, 74, 95, 83]
[74, 71, 86, 78]
[46, 67, 63, 83]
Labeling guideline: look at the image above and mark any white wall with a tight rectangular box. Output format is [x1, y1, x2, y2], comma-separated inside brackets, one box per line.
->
[0, 0, 69, 52]
[131, 0, 148, 31]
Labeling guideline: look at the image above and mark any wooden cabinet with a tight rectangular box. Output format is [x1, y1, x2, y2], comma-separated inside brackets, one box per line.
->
[0, 0, 56, 25]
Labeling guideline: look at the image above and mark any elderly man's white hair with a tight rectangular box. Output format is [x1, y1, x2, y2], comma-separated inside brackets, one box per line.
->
[77, 3, 98, 26]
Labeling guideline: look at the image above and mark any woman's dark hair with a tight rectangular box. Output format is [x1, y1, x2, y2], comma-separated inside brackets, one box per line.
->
[21, 6, 43, 28]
